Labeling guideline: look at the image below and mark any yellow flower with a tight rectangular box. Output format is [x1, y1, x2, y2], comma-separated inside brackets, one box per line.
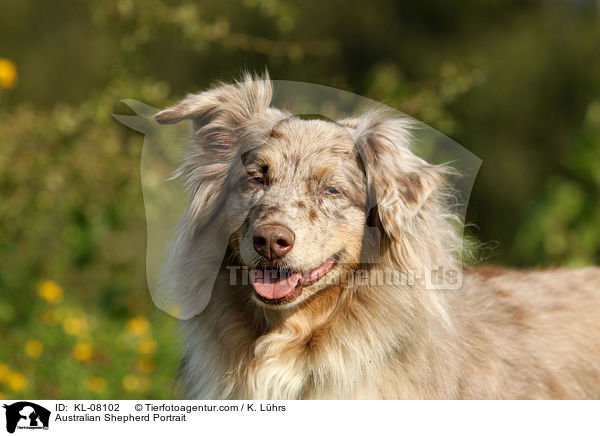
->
[7, 372, 26, 391]
[0, 58, 17, 89]
[25, 339, 44, 359]
[62, 315, 88, 337]
[135, 357, 155, 374]
[72, 343, 93, 362]
[0, 363, 9, 382]
[125, 316, 151, 336]
[122, 374, 139, 391]
[138, 338, 157, 355]
[37, 280, 63, 304]
[123, 374, 149, 392]
[84, 376, 106, 393]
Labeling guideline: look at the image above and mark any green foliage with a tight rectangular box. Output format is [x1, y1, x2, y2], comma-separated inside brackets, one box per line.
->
[0, 78, 180, 398]
[512, 102, 600, 266]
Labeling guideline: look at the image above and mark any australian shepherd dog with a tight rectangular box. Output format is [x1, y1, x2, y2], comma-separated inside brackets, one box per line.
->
[154, 73, 600, 399]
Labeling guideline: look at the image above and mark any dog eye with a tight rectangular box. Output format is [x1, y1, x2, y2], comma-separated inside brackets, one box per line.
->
[248, 176, 265, 186]
[323, 187, 340, 195]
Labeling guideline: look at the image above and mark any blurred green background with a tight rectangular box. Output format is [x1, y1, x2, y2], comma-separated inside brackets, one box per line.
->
[0, 0, 598, 399]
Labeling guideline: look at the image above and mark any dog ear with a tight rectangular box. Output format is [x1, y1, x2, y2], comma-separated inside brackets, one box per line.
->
[154, 73, 282, 218]
[341, 110, 446, 243]
[154, 74, 287, 318]
[154, 72, 274, 134]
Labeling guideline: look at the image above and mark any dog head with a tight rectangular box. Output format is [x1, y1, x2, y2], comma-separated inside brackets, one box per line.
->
[156, 74, 447, 312]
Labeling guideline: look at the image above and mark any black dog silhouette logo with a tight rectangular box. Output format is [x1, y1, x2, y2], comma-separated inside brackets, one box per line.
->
[2, 402, 50, 433]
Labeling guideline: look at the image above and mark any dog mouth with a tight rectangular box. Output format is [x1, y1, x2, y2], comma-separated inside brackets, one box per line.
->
[250, 253, 340, 305]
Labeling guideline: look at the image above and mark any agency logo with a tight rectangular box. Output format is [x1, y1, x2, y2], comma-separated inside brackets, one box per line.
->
[2, 402, 50, 434]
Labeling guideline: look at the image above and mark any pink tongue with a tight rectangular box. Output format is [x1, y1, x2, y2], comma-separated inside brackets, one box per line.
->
[250, 269, 302, 300]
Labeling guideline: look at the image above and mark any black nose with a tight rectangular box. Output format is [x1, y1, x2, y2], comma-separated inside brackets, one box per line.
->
[252, 223, 295, 260]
